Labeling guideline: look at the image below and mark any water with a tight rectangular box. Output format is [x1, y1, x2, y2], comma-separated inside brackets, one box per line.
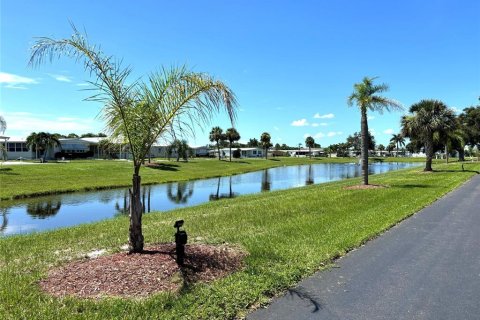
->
[0, 162, 419, 236]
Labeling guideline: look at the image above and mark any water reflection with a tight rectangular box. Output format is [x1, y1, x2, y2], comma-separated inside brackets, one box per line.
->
[1, 162, 420, 236]
[167, 182, 194, 204]
[26, 201, 62, 219]
[306, 165, 314, 185]
[261, 169, 271, 192]
[0, 208, 7, 232]
[210, 176, 237, 200]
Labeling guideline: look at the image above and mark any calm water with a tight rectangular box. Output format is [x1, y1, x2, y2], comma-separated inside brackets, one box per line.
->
[0, 162, 419, 236]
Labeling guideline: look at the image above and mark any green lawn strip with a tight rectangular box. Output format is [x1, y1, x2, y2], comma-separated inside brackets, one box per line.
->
[1, 162, 477, 319]
[0, 157, 355, 200]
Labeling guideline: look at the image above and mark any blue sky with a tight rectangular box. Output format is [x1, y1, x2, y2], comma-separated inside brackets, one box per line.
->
[1, 0, 479, 147]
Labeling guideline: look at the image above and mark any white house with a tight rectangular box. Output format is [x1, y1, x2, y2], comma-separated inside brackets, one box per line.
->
[209, 147, 264, 158]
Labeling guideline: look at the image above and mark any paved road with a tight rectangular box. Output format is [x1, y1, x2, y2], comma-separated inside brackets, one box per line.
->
[249, 175, 480, 320]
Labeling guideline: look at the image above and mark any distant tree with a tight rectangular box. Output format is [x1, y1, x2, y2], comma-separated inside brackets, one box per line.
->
[378, 144, 385, 151]
[171, 139, 190, 162]
[225, 127, 241, 161]
[80, 132, 97, 138]
[386, 142, 396, 156]
[274, 143, 281, 150]
[0, 115, 6, 160]
[67, 133, 79, 138]
[305, 136, 315, 158]
[247, 138, 259, 147]
[25, 132, 60, 161]
[390, 133, 405, 157]
[280, 143, 289, 150]
[348, 77, 402, 185]
[0, 115, 6, 134]
[401, 99, 456, 171]
[346, 131, 375, 154]
[209, 126, 225, 160]
[260, 132, 272, 159]
[458, 105, 480, 149]
[98, 132, 107, 137]
[232, 148, 241, 158]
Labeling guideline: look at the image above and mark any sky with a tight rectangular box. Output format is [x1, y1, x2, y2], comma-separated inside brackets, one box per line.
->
[1, 0, 479, 147]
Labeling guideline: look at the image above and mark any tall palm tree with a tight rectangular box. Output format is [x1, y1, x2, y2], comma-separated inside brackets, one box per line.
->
[305, 136, 315, 158]
[390, 133, 405, 157]
[225, 127, 240, 161]
[0, 115, 6, 160]
[0, 115, 6, 134]
[209, 126, 224, 160]
[347, 77, 402, 185]
[260, 132, 272, 159]
[30, 25, 237, 252]
[401, 100, 456, 171]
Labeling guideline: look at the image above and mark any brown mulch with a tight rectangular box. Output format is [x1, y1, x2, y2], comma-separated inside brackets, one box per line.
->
[343, 184, 388, 190]
[40, 243, 247, 299]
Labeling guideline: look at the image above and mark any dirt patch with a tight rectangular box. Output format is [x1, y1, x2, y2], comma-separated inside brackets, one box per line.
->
[343, 184, 388, 190]
[40, 243, 247, 299]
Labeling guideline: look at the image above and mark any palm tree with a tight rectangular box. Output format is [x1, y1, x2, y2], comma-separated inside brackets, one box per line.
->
[347, 77, 402, 185]
[0, 115, 6, 134]
[30, 26, 237, 252]
[25, 132, 60, 161]
[0, 115, 6, 160]
[305, 136, 315, 158]
[225, 127, 241, 161]
[401, 100, 456, 171]
[260, 132, 272, 159]
[209, 126, 224, 160]
[390, 133, 405, 157]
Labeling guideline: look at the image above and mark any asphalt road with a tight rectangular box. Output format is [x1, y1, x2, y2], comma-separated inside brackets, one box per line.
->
[248, 174, 480, 320]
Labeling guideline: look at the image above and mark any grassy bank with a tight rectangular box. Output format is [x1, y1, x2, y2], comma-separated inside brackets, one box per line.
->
[0, 157, 359, 200]
[1, 162, 478, 319]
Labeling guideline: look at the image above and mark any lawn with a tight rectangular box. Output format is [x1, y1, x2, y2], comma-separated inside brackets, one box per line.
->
[0, 156, 360, 200]
[1, 161, 478, 319]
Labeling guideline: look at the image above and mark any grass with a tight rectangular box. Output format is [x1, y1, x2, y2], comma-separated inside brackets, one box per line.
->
[1, 161, 478, 319]
[0, 156, 363, 200]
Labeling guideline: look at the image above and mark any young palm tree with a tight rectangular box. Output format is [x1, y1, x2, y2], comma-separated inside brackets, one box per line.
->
[30, 26, 237, 252]
[209, 126, 224, 160]
[260, 132, 272, 159]
[390, 133, 405, 157]
[225, 127, 240, 161]
[305, 136, 315, 158]
[401, 100, 456, 171]
[347, 77, 402, 185]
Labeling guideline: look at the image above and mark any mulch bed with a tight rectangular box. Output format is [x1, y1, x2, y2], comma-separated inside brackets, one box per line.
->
[343, 184, 388, 190]
[40, 243, 246, 299]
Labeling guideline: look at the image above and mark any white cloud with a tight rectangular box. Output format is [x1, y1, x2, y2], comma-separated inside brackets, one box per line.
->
[0, 72, 38, 89]
[383, 128, 395, 134]
[76, 82, 90, 87]
[313, 113, 334, 119]
[291, 118, 309, 127]
[368, 116, 375, 120]
[311, 123, 319, 127]
[273, 126, 280, 131]
[327, 131, 343, 137]
[2, 111, 101, 137]
[305, 132, 325, 139]
[48, 74, 72, 82]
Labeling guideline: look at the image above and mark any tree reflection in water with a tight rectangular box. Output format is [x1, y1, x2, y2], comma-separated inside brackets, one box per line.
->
[261, 169, 271, 192]
[209, 176, 237, 200]
[0, 207, 8, 233]
[115, 185, 153, 215]
[306, 165, 314, 185]
[167, 182, 194, 204]
[26, 201, 62, 219]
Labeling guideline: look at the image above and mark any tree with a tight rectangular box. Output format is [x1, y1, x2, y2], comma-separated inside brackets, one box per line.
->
[209, 126, 225, 160]
[0, 115, 6, 134]
[347, 77, 402, 185]
[401, 100, 456, 171]
[30, 26, 237, 252]
[459, 106, 480, 149]
[225, 128, 240, 161]
[305, 136, 315, 158]
[390, 133, 405, 157]
[247, 138, 259, 147]
[67, 133, 79, 138]
[25, 132, 60, 161]
[0, 115, 6, 160]
[346, 131, 375, 155]
[260, 132, 272, 159]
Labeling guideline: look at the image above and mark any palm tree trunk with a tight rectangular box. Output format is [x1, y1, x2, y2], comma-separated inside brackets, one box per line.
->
[360, 109, 369, 185]
[309, 147, 311, 158]
[217, 142, 221, 160]
[229, 143, 232, 161]
[265, 147, 268, 159]
[424, 134, 434, 171]
[458, 148, 465, 162]
[129, 171, 144, 253]
[445, 144, 449, 164]
[396, 143, 399, 157]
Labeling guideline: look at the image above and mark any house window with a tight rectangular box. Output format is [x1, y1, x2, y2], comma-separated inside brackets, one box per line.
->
[252, 150, 256, 155]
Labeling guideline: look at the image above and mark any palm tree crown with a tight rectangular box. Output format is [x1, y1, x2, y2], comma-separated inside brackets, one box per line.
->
[260, 132, 272, 159]
[209, 126, 224, 160]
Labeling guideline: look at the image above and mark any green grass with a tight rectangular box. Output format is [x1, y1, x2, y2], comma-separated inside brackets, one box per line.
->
[0, 157, 356, 200]
[1, 162, 478, 319]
